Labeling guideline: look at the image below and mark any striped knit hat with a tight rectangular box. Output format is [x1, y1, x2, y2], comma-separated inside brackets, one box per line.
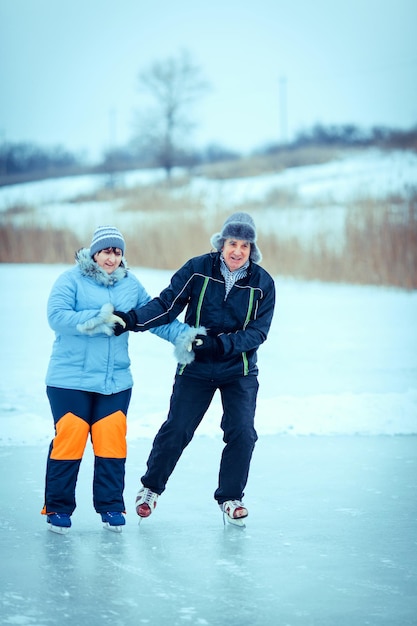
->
[90, 226, 125, 257]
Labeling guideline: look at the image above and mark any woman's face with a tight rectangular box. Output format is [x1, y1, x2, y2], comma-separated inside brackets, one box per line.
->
[222, 238, 251, 271]
[94, 247, 123, 274]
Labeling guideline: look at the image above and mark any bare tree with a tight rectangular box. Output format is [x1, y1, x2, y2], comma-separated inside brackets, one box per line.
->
[132, 50, 209, 179]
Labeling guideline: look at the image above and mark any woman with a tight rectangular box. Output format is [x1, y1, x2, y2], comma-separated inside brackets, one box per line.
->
[41, 225, 193, 534]
[113, 213, 276, 526]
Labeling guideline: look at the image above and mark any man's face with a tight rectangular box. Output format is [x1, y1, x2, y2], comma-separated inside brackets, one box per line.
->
[222, 238, 250, 271]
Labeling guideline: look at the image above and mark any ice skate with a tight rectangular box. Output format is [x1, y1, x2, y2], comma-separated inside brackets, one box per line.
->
[220, 500, 248, 527]
[47, 513, 71, 534]
[135, 487, 159, 520]
[101, 511, 125, 533]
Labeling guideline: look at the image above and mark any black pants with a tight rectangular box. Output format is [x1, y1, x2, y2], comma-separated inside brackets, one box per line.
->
[43, 386, 131, 515]
[141, 374, 259, 503]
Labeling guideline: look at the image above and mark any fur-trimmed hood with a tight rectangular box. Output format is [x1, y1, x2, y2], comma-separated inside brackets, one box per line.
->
[75, 248, 128, 286]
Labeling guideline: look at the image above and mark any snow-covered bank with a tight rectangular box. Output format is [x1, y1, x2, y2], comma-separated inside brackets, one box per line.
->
[1, 150, 416, 208]
[1, 264, 416, 446]
[1, 149, 416, 244]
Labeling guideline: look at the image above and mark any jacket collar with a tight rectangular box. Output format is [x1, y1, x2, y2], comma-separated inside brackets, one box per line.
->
[212, 251, 253, 280]
[75, 248, 128, 286]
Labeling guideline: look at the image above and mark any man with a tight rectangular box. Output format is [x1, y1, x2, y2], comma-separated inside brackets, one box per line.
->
[114, 213, 276, 526]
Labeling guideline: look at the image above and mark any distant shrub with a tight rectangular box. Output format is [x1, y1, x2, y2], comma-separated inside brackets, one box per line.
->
[2, 194, 415, 289]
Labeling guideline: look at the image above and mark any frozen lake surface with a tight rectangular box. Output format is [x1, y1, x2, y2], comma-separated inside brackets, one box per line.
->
[1, 435, 416, 625]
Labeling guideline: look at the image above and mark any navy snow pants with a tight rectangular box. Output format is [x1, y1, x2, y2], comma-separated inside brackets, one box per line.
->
[141, 374, 259, 503]
[43, 386, 131, 516]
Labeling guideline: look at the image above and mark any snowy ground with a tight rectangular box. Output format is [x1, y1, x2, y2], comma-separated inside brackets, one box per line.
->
[1, 264, 416, 444]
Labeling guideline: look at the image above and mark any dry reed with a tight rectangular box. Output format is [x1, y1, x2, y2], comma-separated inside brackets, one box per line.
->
[1, 192, 416, 290]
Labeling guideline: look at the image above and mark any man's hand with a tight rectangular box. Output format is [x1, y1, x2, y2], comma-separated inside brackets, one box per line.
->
[113, 310, 138, 336]
[192, 334, 223, 361]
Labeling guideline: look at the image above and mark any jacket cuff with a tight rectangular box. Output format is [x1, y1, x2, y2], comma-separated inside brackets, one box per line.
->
[77, 303, 115, 336]
[174, 326, 207, 364]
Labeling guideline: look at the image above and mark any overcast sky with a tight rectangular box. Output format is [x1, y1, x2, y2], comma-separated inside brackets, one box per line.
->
[1, 0, 416, 161]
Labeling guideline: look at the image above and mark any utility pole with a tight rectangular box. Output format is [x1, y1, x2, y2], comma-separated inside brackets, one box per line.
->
[0, 130, 6, 178]
[107, 108, 117, 187]
[279, 76, 288, 145]
[109, 108, 117, 150]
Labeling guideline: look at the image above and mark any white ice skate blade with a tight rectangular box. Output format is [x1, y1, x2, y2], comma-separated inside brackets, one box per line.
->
[48, 524, 70, 535]
[102, 522, 123, 533]
[223, 512, 246, 528]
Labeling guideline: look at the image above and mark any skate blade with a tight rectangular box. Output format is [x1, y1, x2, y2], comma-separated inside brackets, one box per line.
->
[102, 522, 123, 533]
[226, 517, 246, 528]
[223, 512, 247, 528]
[48, 524, 70, 535]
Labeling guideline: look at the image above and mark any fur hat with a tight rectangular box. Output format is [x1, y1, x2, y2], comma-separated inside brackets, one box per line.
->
[210, 212, 262, 263]
[90, 226, 125, 257]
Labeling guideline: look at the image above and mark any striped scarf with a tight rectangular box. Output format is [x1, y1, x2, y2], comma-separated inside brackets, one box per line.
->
[220, 255, 249, 299]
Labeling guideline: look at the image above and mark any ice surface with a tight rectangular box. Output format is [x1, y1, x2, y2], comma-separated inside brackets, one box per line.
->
[0, 437, 416, 625]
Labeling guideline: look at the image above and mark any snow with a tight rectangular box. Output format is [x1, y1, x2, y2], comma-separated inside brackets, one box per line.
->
[1, 149, 416, 209]
[1, 264, 416, 445]
[0, 150, 416, 625]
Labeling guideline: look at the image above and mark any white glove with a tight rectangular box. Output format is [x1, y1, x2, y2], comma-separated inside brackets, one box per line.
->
[77, 303, 126, 336]
[174, 326, 207, 364]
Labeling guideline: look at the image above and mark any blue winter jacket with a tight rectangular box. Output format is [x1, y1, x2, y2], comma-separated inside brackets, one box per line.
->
[45, 249, 188, 394]
[130, 252, 276, 380]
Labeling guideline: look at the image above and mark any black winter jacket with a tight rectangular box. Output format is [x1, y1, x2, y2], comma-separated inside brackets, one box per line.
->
[133, 252, 276, 380]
